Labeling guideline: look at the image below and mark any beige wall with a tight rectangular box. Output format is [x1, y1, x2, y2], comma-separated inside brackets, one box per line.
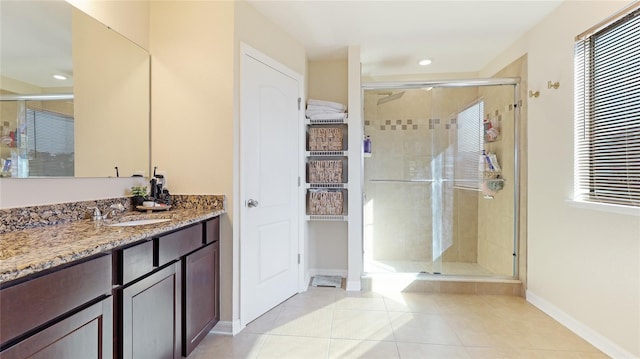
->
[65, 0, 150, 51]
[0, 76, 43, 94]
[150, 0, 235, 323]
[150, 0, 307, 325]
[2, 0, 308, 329]
[481, 1, 639, 356]
[308, 60, 348, 104]
[234, 1, 307, 76]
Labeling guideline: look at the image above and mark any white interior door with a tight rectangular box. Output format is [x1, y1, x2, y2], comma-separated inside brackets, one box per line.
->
[240, 49, 301, 326]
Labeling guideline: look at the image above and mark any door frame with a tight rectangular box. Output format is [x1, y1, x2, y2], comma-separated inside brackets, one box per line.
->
[236, 43, 307, 330]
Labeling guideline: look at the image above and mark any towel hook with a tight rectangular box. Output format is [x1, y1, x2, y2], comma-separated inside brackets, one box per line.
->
[547, 81, 560, 89]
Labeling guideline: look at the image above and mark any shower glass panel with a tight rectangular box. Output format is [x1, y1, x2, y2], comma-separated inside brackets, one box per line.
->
[363, 81, 517, 277]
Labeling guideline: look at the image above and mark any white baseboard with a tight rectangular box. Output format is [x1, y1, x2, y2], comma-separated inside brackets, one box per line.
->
[210, 321, 233, 335]
[231, 319, 243, 335]
[210, 319, 243, 336]
[299, 272, 311, 292]
[346, 280, 361, 291]
[526, 290, 638, 359]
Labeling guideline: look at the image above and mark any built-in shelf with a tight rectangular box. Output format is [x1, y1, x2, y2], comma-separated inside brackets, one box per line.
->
[306, 150, 348, 157]
[305, 111, 349, 222]
[306, 215, 348, 222]
[307, 183, 348, 189]
[306, 118, 348, 125]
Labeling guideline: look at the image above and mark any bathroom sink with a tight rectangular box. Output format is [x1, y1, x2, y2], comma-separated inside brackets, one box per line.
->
[107, 218, 173, 227]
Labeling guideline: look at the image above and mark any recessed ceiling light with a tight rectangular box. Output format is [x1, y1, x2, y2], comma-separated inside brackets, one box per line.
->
[53, 74, 67, 80]
[418, 59, 432, 66]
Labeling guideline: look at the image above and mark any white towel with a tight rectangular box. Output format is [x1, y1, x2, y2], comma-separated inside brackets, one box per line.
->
[306, 104, 345, 113]
[305, 110, 345, 117]
[308, 113, 348, 121]
[307, 99, 347, 112]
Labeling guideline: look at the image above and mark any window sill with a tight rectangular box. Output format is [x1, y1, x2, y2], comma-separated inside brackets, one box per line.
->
[567, 200, 640, 216]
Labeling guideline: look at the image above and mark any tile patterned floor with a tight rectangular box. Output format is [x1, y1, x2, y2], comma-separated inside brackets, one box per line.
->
[190, 287, 607, 359]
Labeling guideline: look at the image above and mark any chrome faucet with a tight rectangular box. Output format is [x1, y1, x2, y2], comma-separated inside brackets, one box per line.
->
[89, 203, 126, 221]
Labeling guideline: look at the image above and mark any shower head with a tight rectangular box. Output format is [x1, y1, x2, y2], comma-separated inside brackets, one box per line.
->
[377, 91, 405, 105]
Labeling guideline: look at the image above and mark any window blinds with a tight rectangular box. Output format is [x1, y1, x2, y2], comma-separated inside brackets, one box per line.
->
[455, 101, 484, 190]
[575, 9, 640, 207]
[25, 108, 74, 177]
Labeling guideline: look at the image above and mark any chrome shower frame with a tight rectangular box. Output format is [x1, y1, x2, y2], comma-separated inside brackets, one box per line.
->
[361, 77, 521, 279]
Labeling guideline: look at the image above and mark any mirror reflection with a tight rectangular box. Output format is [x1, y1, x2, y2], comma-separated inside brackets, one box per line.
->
[0, 0, 150, 178]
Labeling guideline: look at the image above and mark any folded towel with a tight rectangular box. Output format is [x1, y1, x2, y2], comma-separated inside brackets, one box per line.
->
[306, 109, 345, 117]
[306, 104, 345, 113]
[307, 99, 347, 112]
[308, 113, 348, 121]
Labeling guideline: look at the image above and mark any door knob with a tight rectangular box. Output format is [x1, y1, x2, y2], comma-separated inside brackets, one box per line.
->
[246, 199, 259, 208]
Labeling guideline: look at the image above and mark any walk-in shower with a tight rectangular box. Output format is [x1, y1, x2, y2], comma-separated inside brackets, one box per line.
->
[0, 94, 75, 178]
[362, 78, 519, 278]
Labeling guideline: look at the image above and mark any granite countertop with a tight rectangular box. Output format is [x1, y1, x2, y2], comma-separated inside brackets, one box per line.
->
[0, 208, 225, 285]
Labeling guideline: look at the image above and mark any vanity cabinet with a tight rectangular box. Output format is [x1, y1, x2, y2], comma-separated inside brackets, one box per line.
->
[183, 217, 220, 356]
[0, 298, 113, 359]
[120, 263, 181, 359]
[0, 215, 221, 359]
[0, 254, 113, 358]
[115, 217, 221, 358]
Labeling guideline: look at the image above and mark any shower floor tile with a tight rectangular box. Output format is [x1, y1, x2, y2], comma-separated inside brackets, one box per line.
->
[364, 259, 496, 276]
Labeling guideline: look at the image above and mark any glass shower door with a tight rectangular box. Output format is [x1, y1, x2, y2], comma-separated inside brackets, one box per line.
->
[363, 82, 517, 278]
[428, 84, 517, 277]
[363, 88, 434, 274]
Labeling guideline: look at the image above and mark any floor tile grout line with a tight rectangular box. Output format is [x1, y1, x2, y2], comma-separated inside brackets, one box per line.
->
[238, 288, 605, 358]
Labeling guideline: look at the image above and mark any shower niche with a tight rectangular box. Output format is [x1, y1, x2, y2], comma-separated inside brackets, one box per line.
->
[362, 80, 519, 278]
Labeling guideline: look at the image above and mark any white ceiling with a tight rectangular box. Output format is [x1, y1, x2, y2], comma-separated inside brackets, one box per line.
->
[0, 1, 73, 89]
[1, 1, 564, 90]
[246, 0, 564, 77]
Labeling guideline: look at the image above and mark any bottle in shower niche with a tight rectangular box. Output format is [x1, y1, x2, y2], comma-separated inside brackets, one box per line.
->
[364, 135, 372, 154]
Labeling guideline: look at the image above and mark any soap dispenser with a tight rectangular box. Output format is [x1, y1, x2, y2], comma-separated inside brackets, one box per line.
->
[150, 177, 158, 199]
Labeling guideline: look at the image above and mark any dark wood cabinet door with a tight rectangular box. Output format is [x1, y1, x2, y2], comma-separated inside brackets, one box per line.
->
[121, 263, 181, 359]
[0, 297, 113, 359]
[183, 241, 220, 357]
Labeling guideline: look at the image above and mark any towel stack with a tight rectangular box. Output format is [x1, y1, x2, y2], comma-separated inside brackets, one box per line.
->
[306, 99, 347, 121]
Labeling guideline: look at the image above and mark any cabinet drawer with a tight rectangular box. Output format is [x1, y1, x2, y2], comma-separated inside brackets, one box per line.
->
[120, 240, 154, 285]
[0, 297, 113, 359]
[204, 216, 220, 244]
[156, 224, 202, 266]
[0, 254, 112, 345]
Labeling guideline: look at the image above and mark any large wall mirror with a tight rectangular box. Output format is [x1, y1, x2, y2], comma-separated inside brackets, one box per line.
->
[0, 0, 150, 178]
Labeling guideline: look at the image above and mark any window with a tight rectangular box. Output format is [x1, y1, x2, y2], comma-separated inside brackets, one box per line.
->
[454, 100, 484, 190]
[574, 7, 640, 207]
[25, 107, 74, 177]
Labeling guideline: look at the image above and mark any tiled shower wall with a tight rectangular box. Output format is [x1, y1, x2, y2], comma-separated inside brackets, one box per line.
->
[363, 88, 480, 265]
[477, 55, 527, 277]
